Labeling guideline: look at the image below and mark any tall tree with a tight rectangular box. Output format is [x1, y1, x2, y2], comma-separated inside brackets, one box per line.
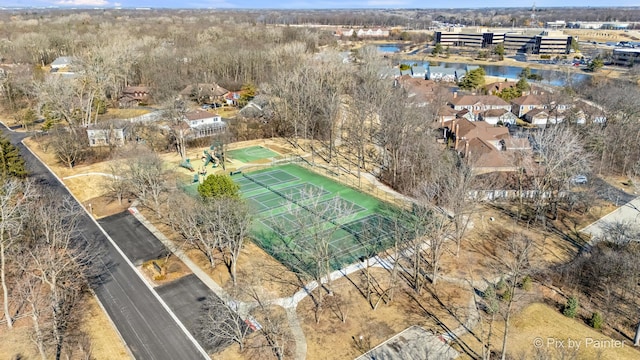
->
[22, 191, 97, 360]
[0, 179, 33, 329]
[0, 136, 26, 180]
[124, 152, 167, 213]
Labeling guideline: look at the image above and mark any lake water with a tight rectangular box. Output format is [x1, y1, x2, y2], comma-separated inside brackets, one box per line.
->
[403, 61, 590, 87]
[377, 44, 401, 53]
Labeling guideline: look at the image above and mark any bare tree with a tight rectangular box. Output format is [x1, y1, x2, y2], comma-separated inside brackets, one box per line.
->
[529, 125, 591, 225]
[49, 126, 87, 169]
[214, 198, 252, 287]
[164, 99, 189, 160]
[0, 179, 34, 329]
[22, 191, 95, 360]
[270, 188, 352, 323]
[199, 295, 250, 351]
[168, 193, 220, 269]
[124, 152, 167, 213]
[104, 161, 130, 205]
[496, 232, 536, 360]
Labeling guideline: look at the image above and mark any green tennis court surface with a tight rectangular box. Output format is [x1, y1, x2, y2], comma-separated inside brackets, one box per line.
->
[231, 164, 410, 273]
[227, 146, 279, 163]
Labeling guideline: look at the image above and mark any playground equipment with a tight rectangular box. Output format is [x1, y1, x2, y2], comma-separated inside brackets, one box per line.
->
[202, 150, 219, 168]
[180, 158, 194, 172]
[209, 139, 226, 170]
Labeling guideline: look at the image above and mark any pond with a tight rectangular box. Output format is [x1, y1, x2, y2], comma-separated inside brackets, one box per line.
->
[402, 61, 591, 87]
[377, 44, 401, 53]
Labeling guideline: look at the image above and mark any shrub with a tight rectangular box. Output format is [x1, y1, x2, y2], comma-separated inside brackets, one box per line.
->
[521, 275, 533, 291]
[496, 278, 507, 291]
[590, 312, 604, 330]
[563, 296, 579, 318]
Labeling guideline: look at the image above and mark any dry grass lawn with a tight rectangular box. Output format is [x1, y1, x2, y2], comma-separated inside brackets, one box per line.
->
[0, 294, 130, 360]
[458, 303, 640, 360]
[296, 268, 473, 360]
[97, 108, 152, 121]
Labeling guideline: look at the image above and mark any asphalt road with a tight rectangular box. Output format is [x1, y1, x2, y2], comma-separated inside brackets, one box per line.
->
[1, 125, 207, 360]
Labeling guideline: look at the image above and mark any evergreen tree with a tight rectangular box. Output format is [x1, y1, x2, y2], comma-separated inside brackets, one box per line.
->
[459, 68, 486, 90]
[0, 136, 26, 180]
[198, 174, 240, 200]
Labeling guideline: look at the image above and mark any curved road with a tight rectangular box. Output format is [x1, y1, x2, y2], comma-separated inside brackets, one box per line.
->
[1, 125, 207, 360]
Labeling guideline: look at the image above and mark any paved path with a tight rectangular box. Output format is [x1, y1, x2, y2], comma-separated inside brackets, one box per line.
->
[1, 123, 208, 360]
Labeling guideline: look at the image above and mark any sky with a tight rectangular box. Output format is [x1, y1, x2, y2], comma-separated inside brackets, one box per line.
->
[0, 0, 636, 9]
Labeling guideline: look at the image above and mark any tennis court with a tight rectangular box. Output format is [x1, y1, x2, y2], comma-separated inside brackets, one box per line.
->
[231, 164, 410, 272]
[226, 146, 279, 163]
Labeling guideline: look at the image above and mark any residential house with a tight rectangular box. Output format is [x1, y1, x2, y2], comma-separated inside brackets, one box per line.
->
[179, 83, 229, 104]
[524, 108, 565, 125]
[461, 137, 515, 173]
[86, 125, 126, 147]
[438, 106, 458, 124]
[238, 95, 269, 119]
[184, 110, 226, 138]
[426, 66, 458, 82]
[396, 76, 445, 106]
[224, 92, 241, 106]
[50, 56, 74, 69]
[449, 95, 511, 121]
[510, 94, 543, 118]
[443, 118, 510, 151]
[120, 86, 151, 107]
[479, 109, 518, 125]
[483, 81, 517, 95]
[571, 99, 607, 124]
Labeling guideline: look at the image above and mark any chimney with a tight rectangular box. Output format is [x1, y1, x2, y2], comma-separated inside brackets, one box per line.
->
[453, 91, 458, 99]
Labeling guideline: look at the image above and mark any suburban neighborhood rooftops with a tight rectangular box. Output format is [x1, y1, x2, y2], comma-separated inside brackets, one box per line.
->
[450, 95, 510, 107]
[511, 94, 542, 106]
[444, 118, 510, 142]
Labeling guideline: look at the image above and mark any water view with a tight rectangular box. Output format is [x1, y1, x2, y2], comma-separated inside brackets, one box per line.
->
[402, 61, 591, 87]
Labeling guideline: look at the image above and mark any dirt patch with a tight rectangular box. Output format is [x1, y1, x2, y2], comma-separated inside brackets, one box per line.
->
[140, 255, 193, 287]
[83, 195, 131, 219]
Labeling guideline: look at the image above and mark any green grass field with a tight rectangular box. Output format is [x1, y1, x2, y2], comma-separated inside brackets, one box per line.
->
[226, 146, 279, 163]
[231, 164, 408, 273]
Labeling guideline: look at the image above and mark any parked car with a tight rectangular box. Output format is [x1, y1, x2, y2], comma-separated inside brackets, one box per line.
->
[201, 104, 213, 109]
[571, 175, 588, 185]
